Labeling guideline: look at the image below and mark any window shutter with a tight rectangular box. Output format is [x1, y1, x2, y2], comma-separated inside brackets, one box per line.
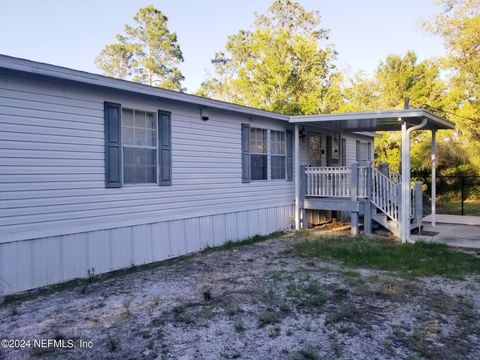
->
[104, 102, 122, 188]
[241, 123, 250, 183]
[368, 142, 372, 161]
[341, 138, 346, 166]
[286, 129, 293, 181]
[158, 110, 172, 186]
[355, 140, 360, 162]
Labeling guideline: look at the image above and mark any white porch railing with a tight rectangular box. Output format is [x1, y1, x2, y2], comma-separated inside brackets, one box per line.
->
[304, 166, 369, 198]
[303, 165, 423, 229]
[372, 167, 399, 222]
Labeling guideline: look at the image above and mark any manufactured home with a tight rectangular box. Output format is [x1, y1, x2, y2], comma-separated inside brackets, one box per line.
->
[0, 55, 454, 295]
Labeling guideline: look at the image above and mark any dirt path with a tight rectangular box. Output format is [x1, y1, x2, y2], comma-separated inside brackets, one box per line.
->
[1, 233, 479, 359]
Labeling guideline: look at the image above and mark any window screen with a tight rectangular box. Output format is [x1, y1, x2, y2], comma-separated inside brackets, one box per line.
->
[122, 109, 157, 184]
[250, 128, 267, 180]
[271, 130, 286, 179]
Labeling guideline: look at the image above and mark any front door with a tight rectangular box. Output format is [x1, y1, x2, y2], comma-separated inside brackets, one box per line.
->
[308, 134, 322, 167]
[326, 134, 340, 166]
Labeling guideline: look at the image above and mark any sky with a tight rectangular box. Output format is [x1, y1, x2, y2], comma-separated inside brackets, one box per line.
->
[0, 0, 446, 93]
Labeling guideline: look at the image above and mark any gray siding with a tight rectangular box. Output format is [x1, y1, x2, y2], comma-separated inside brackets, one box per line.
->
[0, 72, 294, 243]
[0, 205, 292, 294]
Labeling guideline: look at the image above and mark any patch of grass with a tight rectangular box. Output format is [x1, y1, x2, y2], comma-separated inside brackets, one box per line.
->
[106, 334, 118, 352]
[203, 288, 212, 301]
[234, 318, 245, 333]
[286, 279, 327, 308]
[122, 299, 132, 317]
[325, 303, 357, 325]
[294, 229, 311, 238]
[290, 343, 319, 360]
[295, 236, 480, 277]
[259, 309, 282, 327]
[216, 231, 285, 252]
[269, 325, 281, 338]
[173, 305, 195, 324]
[10, 304, 18, 316]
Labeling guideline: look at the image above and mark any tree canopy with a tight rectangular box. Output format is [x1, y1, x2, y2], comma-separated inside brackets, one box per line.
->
[94, 1, 480, 176]
[95, 5, 184, 91]
[197, 0, 338, 115]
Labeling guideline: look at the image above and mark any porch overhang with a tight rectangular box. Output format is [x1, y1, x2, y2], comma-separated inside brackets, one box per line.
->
[290, 109, 455, 131]
[291, 109, 455, 243]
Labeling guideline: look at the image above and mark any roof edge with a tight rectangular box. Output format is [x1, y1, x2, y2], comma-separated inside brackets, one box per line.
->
[0, 54, 290, 121]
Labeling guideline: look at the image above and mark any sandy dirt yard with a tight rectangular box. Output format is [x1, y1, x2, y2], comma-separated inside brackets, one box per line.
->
[1, 232, 479, 360]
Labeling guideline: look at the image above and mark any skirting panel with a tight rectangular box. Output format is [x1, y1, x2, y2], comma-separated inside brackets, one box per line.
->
[0, 205, 293, 295]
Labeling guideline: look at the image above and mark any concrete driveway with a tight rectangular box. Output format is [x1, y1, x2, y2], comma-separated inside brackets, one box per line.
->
[421, 215, 480, 249]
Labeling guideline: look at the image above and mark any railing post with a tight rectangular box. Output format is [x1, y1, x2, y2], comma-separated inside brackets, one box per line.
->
[378, 163, 389, 178]
[299, 165, 307, 229]
[351, 163, 358, 201]
[350, 163, 359, 236]
[415, 181, 423, 229]
[364, 166, 372, 234]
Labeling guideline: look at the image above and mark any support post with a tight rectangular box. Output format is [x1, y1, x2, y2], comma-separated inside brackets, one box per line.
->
[378, 163, 389, 178]
[431, 129, 436, 226]
[400, 121, 410, 243]
[401, 118, 428, 242]
[364, 166, 372, 234]
[299, 165, 307, 229]
[294, 124, 300, 230]
[350, 163, 359, 236]
[415, 181, 423, 230]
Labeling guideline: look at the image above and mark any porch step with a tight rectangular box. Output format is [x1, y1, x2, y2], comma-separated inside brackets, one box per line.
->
[372, 208, 400, 237]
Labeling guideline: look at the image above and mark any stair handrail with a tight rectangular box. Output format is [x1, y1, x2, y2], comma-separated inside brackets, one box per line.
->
[371, 167, 399, 222]
[388, 169, 401, 184]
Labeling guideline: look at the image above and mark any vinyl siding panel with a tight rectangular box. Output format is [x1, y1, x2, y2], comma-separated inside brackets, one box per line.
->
[0, 72, 294, 242]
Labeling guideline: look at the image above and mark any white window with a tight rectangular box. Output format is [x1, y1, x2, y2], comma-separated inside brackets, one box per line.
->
[271, 130, 286, 179]
[122, 109, 157, 184]
[250, 128, 267, 180]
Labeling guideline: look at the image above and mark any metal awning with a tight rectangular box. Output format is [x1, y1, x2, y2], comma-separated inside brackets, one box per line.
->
[290, 109, 455, 131]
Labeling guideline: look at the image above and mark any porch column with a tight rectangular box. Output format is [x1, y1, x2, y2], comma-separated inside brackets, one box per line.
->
[294, 124, 300, 230]
[400, 118, 428, 243]
[400, 121, 410, 243]
[431, 129, 436, 226]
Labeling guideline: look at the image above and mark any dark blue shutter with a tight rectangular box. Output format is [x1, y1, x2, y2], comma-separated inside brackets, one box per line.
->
[286, 129, 293, 181]
[341, 138, 346, 166]
[104, 102, 122, 188]
[241, 123, 250, 183]
[158, 110, 172, 186]
[356, 140, 360, 162]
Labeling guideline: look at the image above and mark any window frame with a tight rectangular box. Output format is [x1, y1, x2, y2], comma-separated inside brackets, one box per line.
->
[121, 108, 159, 185]
[250, 127, 268, 181]
[270, 129, 286, 180]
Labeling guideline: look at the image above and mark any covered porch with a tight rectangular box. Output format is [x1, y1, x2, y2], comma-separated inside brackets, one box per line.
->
[290, 109, 456, 242]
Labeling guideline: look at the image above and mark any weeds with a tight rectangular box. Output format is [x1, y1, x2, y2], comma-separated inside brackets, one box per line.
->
[106, 334, 118, 352]
[286, 279, 326, 308]
[295, 236, 480, 277]
[203, 288, 212, 301]
[290, 343, 318, 360]
[122, 299, 132, 317]
[259, 309, 282, 327]
[234, 318, 245, 333]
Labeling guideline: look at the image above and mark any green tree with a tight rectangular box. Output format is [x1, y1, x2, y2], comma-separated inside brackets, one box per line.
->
[96, 5, 184, 91]
[340, 51, 446, 172]
[197, 0, 338, 115]
[425, 0, 480, 172]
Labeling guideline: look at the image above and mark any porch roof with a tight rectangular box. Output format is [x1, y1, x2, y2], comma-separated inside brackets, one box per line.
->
[290, 109, 455, 132]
